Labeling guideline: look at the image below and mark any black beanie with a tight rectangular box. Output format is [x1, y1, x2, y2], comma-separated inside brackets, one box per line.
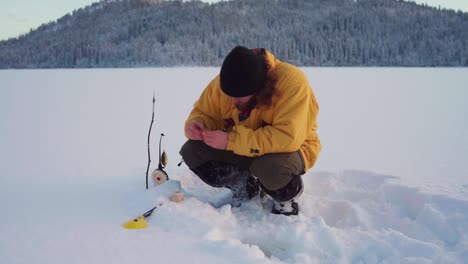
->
[220, 46, 267, 97]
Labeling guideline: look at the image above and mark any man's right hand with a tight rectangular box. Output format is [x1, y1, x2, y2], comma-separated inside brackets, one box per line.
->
[185, 121, 206, 140]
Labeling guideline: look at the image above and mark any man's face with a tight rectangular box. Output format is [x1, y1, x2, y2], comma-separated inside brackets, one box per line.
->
[231, 95, 255, 111]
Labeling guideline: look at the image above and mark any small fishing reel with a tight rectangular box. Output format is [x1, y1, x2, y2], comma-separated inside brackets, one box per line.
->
[151, 133, 169, 186]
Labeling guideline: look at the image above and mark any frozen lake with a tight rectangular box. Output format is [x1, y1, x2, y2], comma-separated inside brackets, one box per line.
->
[1, 68, 467, 199]
[1, 67, 468, 264]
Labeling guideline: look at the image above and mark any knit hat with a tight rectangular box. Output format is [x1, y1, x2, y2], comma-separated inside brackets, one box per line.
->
[220, 46, 267, 97]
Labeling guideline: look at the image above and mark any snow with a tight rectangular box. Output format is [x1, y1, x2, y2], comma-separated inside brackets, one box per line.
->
[0, 68, 467, 263]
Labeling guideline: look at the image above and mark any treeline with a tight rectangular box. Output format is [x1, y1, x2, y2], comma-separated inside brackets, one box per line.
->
[0, 0, 467, 68]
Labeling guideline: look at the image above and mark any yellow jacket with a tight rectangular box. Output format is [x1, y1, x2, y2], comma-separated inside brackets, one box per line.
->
[185, 50, 321, 171]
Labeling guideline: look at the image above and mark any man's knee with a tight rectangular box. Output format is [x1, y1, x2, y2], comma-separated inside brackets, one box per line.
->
[179, 140, 212, 169]
[180, 140, 253, 171]
[261, 176, 303, 202]
[250, 151, 304, 191]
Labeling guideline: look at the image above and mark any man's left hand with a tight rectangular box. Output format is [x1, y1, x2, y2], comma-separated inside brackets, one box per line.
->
[203, 130, 229, 150]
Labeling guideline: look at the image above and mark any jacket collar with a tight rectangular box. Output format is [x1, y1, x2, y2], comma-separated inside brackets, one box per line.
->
[264, 50, 279, 73]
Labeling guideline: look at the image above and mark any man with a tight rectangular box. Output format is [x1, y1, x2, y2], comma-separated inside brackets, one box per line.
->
[180, 46, 321, 216]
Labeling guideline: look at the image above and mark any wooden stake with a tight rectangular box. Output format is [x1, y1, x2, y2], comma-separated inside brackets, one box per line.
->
[145, 90, 155, 189]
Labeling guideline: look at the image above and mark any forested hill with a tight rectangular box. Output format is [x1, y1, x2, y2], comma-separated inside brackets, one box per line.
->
[1, 0, 467, 68]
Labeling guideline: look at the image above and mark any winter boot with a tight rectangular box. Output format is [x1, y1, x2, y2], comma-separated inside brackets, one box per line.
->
[191, 161, 258, 207]
[245, 176, 260, 199]
[259, 176, 304, 216]
[272, 199, 299, 216]
[230, 175, 261, 207]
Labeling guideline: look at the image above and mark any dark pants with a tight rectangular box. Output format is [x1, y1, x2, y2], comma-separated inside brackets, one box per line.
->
[179, 140, 305, 202]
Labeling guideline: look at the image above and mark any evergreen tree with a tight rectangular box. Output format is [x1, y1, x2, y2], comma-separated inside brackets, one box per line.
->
[0, 0, 467, 68]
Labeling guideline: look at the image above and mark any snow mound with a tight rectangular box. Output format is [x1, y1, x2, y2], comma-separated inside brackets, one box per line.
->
[2, 68, 467, 263]
[135, 168, 468, 263]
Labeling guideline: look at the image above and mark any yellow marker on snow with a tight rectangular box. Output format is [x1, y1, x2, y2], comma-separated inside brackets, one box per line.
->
[122, 205, 159, 229]
[123, 216, 148, 229]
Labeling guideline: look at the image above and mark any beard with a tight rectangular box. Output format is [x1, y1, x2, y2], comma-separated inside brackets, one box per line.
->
[234, 97, 256, 111]
[234, 102, 249, 111]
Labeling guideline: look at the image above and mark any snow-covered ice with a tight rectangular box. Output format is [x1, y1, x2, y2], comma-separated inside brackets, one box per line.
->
[0, 68, 467, 263]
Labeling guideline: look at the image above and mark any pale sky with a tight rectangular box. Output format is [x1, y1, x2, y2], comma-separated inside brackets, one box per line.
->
[0, 0, 467, 41]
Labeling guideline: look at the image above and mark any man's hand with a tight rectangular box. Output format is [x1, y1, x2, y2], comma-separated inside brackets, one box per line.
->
[203, 130, 229, 150]
[186, 121, 206, 140]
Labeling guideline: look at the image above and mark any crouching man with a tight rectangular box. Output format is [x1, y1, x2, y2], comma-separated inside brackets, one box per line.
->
[180, 46, 321, 216]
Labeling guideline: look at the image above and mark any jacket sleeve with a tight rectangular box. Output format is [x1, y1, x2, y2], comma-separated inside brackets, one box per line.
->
[226, 71, 315, 156]
[184, 76, 224, 137]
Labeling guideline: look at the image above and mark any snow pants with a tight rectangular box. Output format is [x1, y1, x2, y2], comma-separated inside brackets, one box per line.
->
[179, 140, 305, 202]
